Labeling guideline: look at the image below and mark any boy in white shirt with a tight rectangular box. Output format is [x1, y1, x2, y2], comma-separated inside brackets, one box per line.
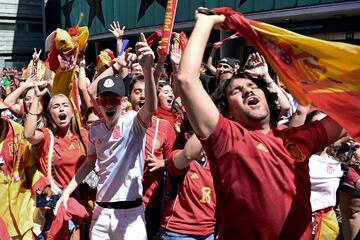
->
[58, 34, 157, 240]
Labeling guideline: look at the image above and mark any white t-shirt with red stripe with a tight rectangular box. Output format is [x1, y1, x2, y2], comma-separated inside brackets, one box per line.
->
[88, 110, 147, 202]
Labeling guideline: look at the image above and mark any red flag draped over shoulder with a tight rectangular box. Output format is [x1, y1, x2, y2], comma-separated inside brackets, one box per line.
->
[213, 7, 360, 141]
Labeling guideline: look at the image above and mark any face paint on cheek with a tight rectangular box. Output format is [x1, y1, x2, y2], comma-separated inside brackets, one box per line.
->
[96, 97, 122, 106]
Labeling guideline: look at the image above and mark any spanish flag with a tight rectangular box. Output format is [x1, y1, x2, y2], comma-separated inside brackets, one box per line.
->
[214, 7, 360, 141]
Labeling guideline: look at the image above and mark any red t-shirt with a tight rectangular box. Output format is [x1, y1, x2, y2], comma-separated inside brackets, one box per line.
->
[160, 150, 216, 236]
[199, 114, 328, 240]
[35, 128, 89, 189]
[143, 117, 176, 208]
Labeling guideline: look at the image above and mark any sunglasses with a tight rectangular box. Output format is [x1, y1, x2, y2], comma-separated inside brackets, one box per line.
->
[96, 97, 122, 106]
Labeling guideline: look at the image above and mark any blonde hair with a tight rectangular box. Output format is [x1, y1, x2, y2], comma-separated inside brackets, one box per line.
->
[46, 94, 86, 153]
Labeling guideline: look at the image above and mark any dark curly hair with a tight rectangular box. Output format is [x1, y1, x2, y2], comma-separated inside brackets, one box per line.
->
[211, 71, 281, 127]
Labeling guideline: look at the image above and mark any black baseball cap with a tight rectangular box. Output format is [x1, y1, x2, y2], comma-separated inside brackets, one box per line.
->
[97, 76, 126, 97]
[218, 57, 236, 68]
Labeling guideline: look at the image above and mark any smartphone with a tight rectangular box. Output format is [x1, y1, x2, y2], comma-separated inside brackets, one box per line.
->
[36, 194, 61, 208]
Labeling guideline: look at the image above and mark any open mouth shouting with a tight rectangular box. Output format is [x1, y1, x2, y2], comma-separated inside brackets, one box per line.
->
[138, 101, 145, 108]
[58, 112, 67, 122]
[105, 110, 116, 117]
[247, 96, 260, 106]
[163, 97, 174, 110]
[167, 98, 173, 104]
[244, 92, 260, 107]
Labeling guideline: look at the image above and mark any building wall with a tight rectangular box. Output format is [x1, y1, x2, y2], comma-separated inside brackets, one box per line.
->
[0, 0, 44, 68]
[58, 0, 360, 67]
[61, 0, 358, 35]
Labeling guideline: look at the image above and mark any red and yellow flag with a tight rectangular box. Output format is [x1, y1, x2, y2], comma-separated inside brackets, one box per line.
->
[159, 0, 178, 56]
[214, 7, 360, 141]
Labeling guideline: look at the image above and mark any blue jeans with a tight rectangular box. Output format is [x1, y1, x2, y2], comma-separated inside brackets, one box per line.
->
[159, 227, 215, 240]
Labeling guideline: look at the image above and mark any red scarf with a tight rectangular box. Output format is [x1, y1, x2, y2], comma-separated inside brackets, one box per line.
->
[155, 107, 176, 129]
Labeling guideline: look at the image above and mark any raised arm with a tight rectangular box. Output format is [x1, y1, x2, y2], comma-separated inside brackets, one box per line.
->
[136, 33, 157, 126]
[170, 41, 181, 75]
[109, 21, 125, 57]
[207, 46, 218, 75]
[23, 83, 47, 145]
[244, 53, 291, 116]
[77, 59, 93, 111]
[44, 67, 54, 92]
[176, 11, 225, 138]
[88, 48, 133, 104]
[4, 74, 38, 114]
[153, 42, 167, 86]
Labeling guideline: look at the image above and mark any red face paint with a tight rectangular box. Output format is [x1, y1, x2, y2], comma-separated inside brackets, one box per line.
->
[96, 97, 122, 106]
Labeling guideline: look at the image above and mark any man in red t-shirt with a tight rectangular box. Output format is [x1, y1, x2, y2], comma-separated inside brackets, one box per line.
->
[174, 10, 345, 240]
[128, 76, 176, 238]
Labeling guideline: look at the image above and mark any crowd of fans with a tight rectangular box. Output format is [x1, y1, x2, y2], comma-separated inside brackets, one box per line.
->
[0, 8, 359, 240]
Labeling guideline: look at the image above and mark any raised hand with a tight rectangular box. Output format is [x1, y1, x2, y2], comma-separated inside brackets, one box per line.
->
[34, 81, 48, 97]
[195, 7, 226, 29]
[25, 74, 40, 87]
[37, 186, 53, 210]
[135, 33, 154, 71]
[243, 52, 269, 78]
[170, 36, 182, 67]
[109, 21, 125, 39]
[32, 48, 42, 62]
[114, 47, 135, 68]
[156, 41, 167, 64]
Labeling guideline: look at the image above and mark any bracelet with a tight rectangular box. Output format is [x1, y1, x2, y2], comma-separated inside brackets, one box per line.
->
[27, 111, 41, 116]
[266, 81, 274, 86]
[112, 64, 120, 75]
